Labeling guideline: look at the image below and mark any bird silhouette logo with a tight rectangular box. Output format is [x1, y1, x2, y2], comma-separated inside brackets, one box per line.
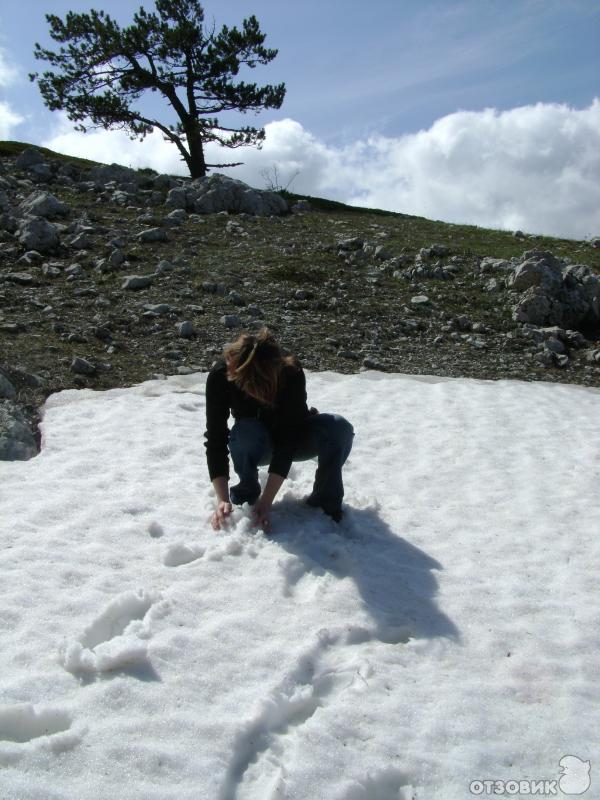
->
[558, 755, 591, 795]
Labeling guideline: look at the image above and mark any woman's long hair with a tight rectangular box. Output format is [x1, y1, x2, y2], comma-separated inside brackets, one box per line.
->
[223, 328, 297, 407]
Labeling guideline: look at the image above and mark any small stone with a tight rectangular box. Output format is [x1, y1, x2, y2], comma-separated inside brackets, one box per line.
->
[166, 209, 187, 225]
[220, 314, 241, 328]
[544, 338, 567, 354]
[429, 243, 450, 256]
[93, 326, 112, 341]
[70, 357, 96, 375]
[70, 232, 91, 250]
[19, 250, 44, 265]
[109, 249, 125, 267]
[229, 290, 246, 306]
[143, 303, 172, 315]
[374, 245, 392, 260]
[137, 227, 168, 243]
[362, 358, 386, 371]
[0, 372, 16, 399]
[410, 294, 430, 306]
[338, 349, 360, 360]
[67, 332, 88, 344]
[291, 200, 311, 213]
[246, 304, 264, 318]
[338, 237, 363, 251]
[155, 260, 175, 274]
[122, 275, 154, 290]
[177, 321, 195, 338]
[455, 315, 472, 331]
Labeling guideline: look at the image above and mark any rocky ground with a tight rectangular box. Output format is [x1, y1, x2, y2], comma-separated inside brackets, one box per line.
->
[1, 142, 599, 457]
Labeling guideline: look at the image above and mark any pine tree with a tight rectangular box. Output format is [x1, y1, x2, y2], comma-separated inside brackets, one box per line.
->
[31, 0, 286, 178]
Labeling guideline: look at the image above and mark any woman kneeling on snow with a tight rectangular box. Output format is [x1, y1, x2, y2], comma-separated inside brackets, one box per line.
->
[205, 328, 354, 531]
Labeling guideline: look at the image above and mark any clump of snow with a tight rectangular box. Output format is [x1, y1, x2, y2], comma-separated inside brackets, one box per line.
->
[59, 590, 161, 674]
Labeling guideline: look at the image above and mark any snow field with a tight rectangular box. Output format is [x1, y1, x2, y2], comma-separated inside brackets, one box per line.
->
[0, 371, 598, 799]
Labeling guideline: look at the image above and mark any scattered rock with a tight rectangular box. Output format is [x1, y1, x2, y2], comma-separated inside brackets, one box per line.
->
[166, 209, 187, 226]
[109, 249, 125, 268]
[291, 200, 311, 213]
[15, 148, 45, 171]
[510, 250, 600, 330]
[362, 358, 386, 371]
[480, 257, 511, 273]
[177, 321, 195, 338]
[228, 290, 246, 306]
[122, 275, 154, 290]
[143, 303, 172, 316]
[0, 371, 16, 399]
[138, 227, 168, 243]
[338, 237, 363, 251]
[191, 174, 288, 216]
[20, 191, 69, 219]
[0, 401, 37, 460]
[220, 314, 241, 328]
[17, 216, 59, 252]
[70, 357, 96, 376]
[3, 272, 36, 286]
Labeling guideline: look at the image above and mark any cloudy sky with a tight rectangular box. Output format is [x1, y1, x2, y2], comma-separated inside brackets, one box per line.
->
[1, 0, 599, 238]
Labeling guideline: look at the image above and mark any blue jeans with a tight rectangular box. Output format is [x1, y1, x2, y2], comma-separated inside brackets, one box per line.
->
[228, 413, 354, 513]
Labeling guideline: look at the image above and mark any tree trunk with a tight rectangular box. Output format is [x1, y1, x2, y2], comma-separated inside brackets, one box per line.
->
[186, 130, 207, 179]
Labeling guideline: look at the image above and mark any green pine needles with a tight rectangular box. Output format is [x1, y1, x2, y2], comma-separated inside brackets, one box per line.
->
[31, 0, 286, 178]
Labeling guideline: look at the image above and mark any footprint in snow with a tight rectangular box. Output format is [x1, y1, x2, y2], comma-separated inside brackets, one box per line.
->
[60, 589, 162, 675]
[219, 626, 397, 800]
[0, 704, 83, 765]
[0, 704, 72, 744]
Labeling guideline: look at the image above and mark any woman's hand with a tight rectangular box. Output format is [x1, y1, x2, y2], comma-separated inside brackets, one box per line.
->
[251, 497, 272, 531]
[211, 501, 233, 531]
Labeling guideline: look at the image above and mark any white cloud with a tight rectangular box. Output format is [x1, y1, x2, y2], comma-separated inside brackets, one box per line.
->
[0, 47, 18, 87]
[42, 119, 187, 174]
[0, 101, 24, 139]
[42, 100, 600, 240]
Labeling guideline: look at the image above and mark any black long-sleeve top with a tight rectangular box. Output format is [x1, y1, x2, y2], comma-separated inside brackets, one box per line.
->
[204, 359, 310, 481]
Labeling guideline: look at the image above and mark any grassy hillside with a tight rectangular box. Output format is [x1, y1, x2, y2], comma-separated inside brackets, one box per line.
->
[1, 140, 599, 445]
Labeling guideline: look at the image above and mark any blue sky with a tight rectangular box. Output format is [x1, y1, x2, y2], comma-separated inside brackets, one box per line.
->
[1, 0, 599, 237]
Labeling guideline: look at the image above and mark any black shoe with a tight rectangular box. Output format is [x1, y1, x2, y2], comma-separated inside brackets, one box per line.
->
[323, 507, 343, 523]
[230, 483, 260, 506]
[303, 494, 322, 508]
[304, 495, 343, 523]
